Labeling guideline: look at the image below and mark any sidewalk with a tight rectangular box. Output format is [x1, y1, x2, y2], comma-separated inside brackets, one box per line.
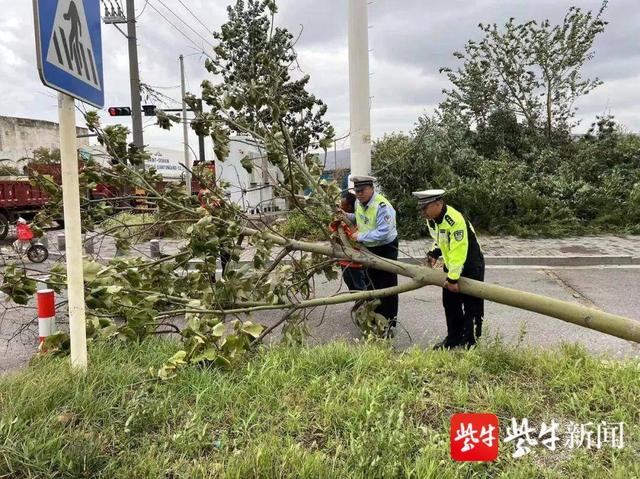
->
[399, 235, 640, 266]
[44, 231, 640, 267]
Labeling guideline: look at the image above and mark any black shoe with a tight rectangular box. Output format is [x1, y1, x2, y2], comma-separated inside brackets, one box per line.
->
[434, 337, 474, 350]
[433, 338, 450, 350]
[458, 340, 476, 350]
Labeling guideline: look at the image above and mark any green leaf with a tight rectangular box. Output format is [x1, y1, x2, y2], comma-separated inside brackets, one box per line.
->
[211, 322, 226, 338]
[192, 348, 218, 364]
[241, 321, 264, 339]
[83, 261, 105, 282]
[214, 356, 232, 369]
[240, 155, 254, 173]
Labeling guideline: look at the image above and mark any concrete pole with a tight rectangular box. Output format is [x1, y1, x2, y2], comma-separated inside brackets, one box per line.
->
[347, 0, 372, 178]
[180, 55, 192, 195]
[126, 0, 144, 150]
[197, 98, 206, 164]
[150, 239, 160, 258]
[57, 233, 66, 252]
[58, 93, 88, 371]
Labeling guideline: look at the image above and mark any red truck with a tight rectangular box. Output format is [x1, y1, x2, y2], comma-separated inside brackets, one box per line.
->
[0, 176, 50, 239]
[0, 162, 216, 239]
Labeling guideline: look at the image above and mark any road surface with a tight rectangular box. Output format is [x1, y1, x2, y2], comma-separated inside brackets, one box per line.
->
[2, 265, 639, 374]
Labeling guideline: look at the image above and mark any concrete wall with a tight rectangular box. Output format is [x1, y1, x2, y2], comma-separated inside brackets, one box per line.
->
[0, 116, 89, 167]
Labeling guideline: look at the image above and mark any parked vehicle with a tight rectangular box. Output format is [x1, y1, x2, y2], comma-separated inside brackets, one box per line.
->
[0, 176, 49, 239]
[0, 161, 217, 239]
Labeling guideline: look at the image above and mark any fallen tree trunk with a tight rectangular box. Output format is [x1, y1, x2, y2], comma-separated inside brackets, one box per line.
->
[240, 225, 640, 345]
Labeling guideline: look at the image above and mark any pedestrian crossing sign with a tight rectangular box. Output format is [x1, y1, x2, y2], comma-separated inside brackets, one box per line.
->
[33, 0, 104, 107]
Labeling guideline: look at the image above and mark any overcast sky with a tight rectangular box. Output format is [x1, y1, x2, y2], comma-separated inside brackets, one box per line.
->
[1, 0, 637, 153]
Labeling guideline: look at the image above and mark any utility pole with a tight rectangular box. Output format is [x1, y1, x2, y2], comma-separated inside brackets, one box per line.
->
[347, 0, 372, 178]
[126, 0, 143, 149]
[197, 99, 206, 163]
[104, 0, 144, 150]
[180, 55, 192, 195]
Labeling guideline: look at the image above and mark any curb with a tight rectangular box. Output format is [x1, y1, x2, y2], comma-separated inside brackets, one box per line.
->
[396, 255, 635, 267]
[46, 251, 638, 267]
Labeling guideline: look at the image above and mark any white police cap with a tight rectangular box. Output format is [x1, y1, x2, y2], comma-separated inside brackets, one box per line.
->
[412, 189, 446, 206]
[351, 175, 376, 189]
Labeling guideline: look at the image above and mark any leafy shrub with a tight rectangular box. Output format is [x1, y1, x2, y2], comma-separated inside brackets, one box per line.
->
[276, 211, 332, 240]
[373, 114, 640, 238]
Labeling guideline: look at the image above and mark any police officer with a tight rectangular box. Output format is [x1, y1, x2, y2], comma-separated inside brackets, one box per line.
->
[342, 176, 399, 336]
[413, 189, 485, 349]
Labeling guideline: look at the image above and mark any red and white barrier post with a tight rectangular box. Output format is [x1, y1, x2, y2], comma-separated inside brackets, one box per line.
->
[37, 289, 56, 348]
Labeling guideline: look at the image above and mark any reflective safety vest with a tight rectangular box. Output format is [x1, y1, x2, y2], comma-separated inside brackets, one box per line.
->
[355, 193, 396, 247]
[427, 205, 483, 281]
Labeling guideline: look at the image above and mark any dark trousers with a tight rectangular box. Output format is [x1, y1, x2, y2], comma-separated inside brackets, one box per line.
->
[212, 235, 244, 282]
[442, 264, 485, 346]
[365, 238, 399, 326]
[342, 266, 367, 291]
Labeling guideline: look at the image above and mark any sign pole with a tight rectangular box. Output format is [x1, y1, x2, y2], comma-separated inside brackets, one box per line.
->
[58, 92, 88, 371]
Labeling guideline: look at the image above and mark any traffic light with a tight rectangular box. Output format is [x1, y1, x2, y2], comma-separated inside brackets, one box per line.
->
[108, 106, 132, 116]
[142, 104, 157, 116]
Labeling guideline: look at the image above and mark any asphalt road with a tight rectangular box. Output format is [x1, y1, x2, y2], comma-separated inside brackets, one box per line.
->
[2, 266, 639, 374]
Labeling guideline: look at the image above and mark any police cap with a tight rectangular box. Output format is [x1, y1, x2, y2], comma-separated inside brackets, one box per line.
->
[412, 189, 446, 207]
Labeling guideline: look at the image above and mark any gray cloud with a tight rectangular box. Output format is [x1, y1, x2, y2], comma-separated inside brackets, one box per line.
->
[1, 0, 638, 155]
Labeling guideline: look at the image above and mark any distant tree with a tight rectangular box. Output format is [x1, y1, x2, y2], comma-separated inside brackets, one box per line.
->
[440, 1, 608, 139]
[30, 147, 61, 164]
[199, 0, 332, 158]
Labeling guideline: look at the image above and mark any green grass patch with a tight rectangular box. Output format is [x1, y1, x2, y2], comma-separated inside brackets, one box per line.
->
[1, 340, 638, 478]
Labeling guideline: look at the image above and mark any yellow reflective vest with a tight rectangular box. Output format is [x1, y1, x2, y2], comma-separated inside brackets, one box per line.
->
[427, 205, 483, 282]
[354, 193, 397, 247]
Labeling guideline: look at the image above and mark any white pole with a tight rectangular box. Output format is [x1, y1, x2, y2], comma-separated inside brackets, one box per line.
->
[58, 92, 88, 371]
[348, 0, 372, 178]
[180, 55, 192, 195]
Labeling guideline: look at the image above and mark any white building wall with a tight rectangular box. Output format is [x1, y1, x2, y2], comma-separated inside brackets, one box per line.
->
[83, 135, 288, 214]
[216, 136, 286, 213]
[0, 116, 89, 168]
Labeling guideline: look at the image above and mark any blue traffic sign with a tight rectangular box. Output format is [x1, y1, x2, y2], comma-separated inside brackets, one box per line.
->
[33, 0, 104, 108]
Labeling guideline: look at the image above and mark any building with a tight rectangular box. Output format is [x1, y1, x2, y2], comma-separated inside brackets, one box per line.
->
[214, 136, 286, 214]
[0, 116, 90, 168]
[318, 148, 351, 191]
[85, 136, 287, 214]
[144, 148, 187, 180]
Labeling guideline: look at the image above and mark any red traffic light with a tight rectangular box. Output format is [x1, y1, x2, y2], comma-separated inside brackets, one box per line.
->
[108, 106, 132, 116]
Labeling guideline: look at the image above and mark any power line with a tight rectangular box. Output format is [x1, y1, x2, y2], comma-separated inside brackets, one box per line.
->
[154, 0, 212, 47]
[136, 0, 150, 19]
[176, 0, 214, 35]
[146, 1, 214, 60]
[145, 83, 181, 90]
[117, 0, 126, 14]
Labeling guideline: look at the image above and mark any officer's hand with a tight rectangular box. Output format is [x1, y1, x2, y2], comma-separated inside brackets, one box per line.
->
[443, 280, 460, 293]
[426, 256, 437, 268]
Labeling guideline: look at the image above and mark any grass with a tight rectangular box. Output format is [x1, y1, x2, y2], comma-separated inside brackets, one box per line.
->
[0, 339, 638, 478]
